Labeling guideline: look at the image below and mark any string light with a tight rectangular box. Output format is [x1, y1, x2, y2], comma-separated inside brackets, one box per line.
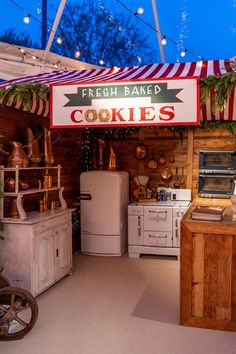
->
[74, 50, 81, 58]
[134, 7, 144, 16]
[23, 14, 31, 24]
[99, 59, 105, 65]
[180, 49, 187, 57]
[56, 36, 63, 45]
[161, 36, 167, 45]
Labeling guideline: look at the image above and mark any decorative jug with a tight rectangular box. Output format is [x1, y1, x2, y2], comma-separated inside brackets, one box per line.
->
[43, 128, 60, 166]
[7, 141, 29, 168]
[26, 127, 42, 166]
[98, 138, 105, 170]
[108, 145, 117, 171]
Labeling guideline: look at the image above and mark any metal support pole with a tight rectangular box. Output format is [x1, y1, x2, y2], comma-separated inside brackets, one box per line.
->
[151, 0, 165, 63]
[42, 0, 67, 62]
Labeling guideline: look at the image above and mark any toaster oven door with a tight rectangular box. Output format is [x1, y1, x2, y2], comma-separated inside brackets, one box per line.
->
[199, 150, 236, 173]
[198, 174, 236, 198]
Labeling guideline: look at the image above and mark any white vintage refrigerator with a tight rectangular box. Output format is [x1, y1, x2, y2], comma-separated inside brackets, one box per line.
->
[80, 171, 129, 256]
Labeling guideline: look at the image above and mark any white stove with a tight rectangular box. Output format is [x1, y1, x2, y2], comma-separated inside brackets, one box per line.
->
[128, 189, 191, 259]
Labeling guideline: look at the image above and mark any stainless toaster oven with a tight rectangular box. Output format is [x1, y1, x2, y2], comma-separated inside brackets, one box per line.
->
[198, 174, 236, 198]
[199, 150, 236, 174]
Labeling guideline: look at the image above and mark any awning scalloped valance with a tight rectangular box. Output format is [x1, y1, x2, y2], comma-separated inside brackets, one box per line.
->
[0, 59, 235, 121]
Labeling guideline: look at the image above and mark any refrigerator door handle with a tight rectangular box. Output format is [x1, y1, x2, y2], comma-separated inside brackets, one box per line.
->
[80, 193, 92, 200]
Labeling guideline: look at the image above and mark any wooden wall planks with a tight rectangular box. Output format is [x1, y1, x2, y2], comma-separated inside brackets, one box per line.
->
[1, 106, 236, 204]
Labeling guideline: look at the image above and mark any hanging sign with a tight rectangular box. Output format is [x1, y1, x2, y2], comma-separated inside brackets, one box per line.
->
[50, 78, 200, 128]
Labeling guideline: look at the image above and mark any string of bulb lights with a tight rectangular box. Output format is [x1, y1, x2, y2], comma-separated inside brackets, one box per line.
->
[6, 0, 150, 68]
[7, 0, 117, 67]
[5, 0, 205, 69]
[114, 0, 206, 61]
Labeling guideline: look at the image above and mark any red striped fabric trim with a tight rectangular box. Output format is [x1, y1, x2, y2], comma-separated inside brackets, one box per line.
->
[158, 63, 175, 78]
[186, 62, 197, 77]
[199, 61, 208, 77]
[201, 102, 208, 121]
[228, 89, 235, 121]
[210, 88, 216, 120]
[172, 63, 186, 77]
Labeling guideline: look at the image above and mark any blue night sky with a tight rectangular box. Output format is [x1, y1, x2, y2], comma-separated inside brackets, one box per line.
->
[0, 0, 235, 64]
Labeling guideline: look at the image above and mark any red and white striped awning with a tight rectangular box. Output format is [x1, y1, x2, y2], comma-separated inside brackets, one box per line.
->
[0, 59, 235, 121]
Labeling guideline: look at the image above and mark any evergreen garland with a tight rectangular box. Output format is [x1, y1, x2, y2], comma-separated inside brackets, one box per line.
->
[200, 73, 236, 111]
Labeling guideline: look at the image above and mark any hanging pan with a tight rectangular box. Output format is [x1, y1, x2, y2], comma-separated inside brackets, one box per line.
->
[135, 143, 147, 160]
[160, 167, 172, 181]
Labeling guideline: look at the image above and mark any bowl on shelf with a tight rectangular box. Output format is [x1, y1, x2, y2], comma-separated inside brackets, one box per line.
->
[4, 177, 15, 192]
[19, 180, 30, 190]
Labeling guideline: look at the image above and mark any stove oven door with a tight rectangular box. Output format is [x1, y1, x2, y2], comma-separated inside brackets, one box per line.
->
[144, 206, 172, 231]
[143, 206, 172, 247]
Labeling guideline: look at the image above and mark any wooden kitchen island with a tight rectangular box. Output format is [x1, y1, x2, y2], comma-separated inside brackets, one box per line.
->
[180, 197, 236, 331]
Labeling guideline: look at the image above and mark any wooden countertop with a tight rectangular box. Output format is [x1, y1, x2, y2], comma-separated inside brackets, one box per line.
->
[182, 196, 236, 233]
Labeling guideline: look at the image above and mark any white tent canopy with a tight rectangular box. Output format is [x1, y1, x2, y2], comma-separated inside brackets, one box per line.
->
[0, 41, 100, 81]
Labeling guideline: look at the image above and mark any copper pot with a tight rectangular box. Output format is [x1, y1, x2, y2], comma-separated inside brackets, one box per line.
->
[11, 199, 19, 218]
[4, 177, 15, 192]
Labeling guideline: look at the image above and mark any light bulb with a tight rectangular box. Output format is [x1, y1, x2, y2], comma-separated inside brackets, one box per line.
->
[74, 50, 81, 58]
[19, 48, 25, 53]
[180, 49, 187, 57]
[23, 14, 31, 24]
[56, 36, 63, 45]
[32, 55, 37, 60]
[137, 7, 144, 15]
[134, 7, 144, 15]
[99, 59, 104, 65]
[161, 36, 167, 45]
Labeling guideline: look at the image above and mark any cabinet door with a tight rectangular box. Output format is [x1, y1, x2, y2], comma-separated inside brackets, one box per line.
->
[34, 229, 54, 295]
[128, 215, 143, 245]
[53, 222, 72, 281]
[191, 233, 235, 320]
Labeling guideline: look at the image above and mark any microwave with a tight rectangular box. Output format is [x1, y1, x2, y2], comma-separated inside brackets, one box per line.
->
[199, 150, 236, 174]
[198, 174, 236, 198]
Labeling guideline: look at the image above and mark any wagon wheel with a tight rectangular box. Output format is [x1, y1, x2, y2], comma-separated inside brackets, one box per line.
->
[0, 287, 38, 341]
[0, 275, 10, 289]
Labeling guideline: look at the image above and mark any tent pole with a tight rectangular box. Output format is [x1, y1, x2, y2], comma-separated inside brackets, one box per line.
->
[42, 0, 67, 62]
[151, 0, 165, 63]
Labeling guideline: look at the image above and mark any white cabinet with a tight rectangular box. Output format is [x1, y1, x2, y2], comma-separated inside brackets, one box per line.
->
[0, 209, 73, 296]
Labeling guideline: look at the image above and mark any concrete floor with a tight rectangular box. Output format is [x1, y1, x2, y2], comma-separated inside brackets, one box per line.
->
[1, 252, 236, 354]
